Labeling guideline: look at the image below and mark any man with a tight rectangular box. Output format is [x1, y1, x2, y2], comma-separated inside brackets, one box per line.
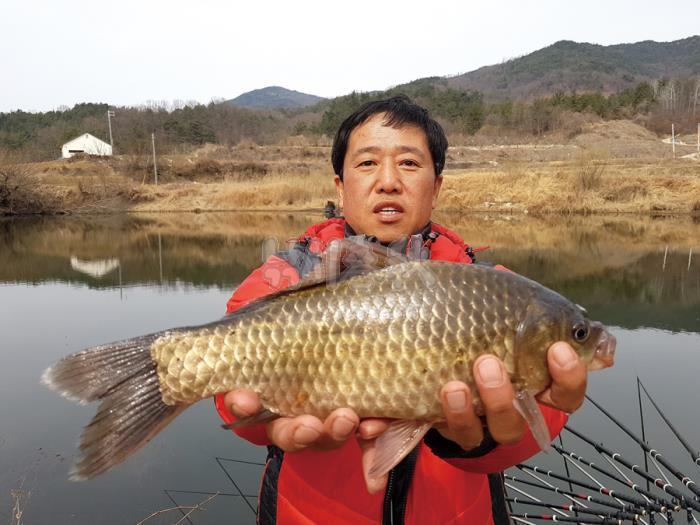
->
[215, 95, 587, 524]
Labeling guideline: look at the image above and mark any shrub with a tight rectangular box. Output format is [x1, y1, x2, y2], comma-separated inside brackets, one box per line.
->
[573, 150, 607, 191]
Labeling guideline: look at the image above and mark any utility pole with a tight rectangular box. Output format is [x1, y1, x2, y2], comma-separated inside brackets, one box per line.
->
[672, 123, 676, 159]
[107, 110, 115, 151]
[151, 131, 158, 185]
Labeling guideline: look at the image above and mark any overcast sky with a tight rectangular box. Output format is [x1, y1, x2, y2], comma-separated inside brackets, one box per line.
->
[1, 0, 698, 112]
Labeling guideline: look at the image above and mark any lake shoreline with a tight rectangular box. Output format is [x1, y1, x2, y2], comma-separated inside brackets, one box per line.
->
[2, 141, 699, 217]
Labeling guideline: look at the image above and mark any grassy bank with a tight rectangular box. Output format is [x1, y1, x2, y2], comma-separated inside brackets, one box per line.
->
[439, 158, 700, 215]
[3, 157, 699, 216]
[122, 159, 700, 215]
[2, 120, 699, 216]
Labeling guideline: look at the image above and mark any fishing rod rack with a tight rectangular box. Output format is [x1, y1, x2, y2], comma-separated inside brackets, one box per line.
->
[506, 378, 700, 525]
[160, 457, 262, 525]
[154, 378, 698, 525]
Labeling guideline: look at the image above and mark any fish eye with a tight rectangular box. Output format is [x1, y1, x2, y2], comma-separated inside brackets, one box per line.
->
[572, 322, 590, 343]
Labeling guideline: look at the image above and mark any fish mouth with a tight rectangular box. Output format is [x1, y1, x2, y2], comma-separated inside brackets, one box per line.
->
[373, 202, 405, 223]
[588, 326, 616, 371]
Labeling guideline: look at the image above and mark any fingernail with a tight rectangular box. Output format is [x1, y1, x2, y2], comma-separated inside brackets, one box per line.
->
[477, 357, 505, 387]
[230, 403, 248, 418]
[552, 344, 578, 369]
[293, 424, 321, 445]
[446, 390, 467, 412]
[331, 416, 355, 437]
[361, 428, 381, 440]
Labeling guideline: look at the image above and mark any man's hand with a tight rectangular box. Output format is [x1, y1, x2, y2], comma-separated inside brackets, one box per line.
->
[222, 341, 587, 494]
[435, 341, 587, 451]
[223, 389, 360, 452]
[359, 341, 587, 493]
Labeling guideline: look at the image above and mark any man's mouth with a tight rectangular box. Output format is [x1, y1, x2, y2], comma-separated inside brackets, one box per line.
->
[373, 202, 404, 220]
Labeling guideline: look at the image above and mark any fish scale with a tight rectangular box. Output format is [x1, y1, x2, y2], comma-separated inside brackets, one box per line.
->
[43, 249, 615, 480]
[153, 261, 550, 419]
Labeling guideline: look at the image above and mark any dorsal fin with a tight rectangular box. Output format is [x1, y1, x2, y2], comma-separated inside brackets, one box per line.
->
[279, 237, 410, 291]
[317, 237, 409, 284]
[218, 238, 410, 323]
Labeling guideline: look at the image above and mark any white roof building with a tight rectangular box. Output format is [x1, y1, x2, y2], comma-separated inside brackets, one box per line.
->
[61, 133, 112, 159]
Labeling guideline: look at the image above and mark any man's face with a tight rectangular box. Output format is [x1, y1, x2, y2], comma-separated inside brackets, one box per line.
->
[334, 114, 442, 243]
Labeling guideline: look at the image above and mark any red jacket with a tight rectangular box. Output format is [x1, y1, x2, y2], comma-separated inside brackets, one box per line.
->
[215, 219, 567, 524]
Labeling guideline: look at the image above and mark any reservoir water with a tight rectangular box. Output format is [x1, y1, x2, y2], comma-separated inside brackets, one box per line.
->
[1, 212, 699, 524]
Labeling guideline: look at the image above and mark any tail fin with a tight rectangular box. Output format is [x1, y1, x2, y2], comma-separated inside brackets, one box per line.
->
[41, 334, 186, 480]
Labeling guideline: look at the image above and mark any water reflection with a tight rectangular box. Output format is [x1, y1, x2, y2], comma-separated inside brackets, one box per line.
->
[1, 212, 699, 524]
[1, 212, 698, 332]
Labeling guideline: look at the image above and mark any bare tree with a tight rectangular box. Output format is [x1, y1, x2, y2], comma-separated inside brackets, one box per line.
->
[0, 149, 33, 214]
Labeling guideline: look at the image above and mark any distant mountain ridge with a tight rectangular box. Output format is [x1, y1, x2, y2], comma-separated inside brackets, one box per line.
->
[232, 37, 698, 109]
[442, 36, 700, 100]
[228, 86, 325, 109]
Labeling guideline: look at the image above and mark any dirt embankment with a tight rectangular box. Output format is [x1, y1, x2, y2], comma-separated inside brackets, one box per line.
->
[2, 120, 699, 216]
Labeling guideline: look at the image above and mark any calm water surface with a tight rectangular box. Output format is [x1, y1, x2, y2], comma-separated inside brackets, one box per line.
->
[1, 212, 699, 524]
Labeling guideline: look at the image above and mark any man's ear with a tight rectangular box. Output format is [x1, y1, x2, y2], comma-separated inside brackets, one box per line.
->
[431, 175, 443, 209]
[334, 175, 344, 208]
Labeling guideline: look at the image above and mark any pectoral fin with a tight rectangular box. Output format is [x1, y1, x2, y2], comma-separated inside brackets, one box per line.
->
[513, 390, 552, 452]
[367, 420, 431, 479]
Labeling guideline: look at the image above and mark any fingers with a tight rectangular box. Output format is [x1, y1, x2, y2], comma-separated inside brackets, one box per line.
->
[358, 418, 390, 440]
[224, 389, 359, 451]
[266, 415, 324, 453]
[225, 389, 324, 452]
[265, 409, 360, 453]
[314, 408, 360, 450]
[224, 389, 262, 418]
[538, 342, 587, 413]
[473, 355, 524, 445]
[437, 382, 484, 451]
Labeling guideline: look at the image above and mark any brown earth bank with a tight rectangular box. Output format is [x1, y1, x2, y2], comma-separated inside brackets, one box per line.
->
[1, 120, 699, 216]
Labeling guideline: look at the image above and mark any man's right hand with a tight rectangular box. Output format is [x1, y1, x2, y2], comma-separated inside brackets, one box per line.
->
[223, 389, 360, 452]
[224, 389, 391, 493]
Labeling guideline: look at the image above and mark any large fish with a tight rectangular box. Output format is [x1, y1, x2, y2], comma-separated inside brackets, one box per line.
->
[42, 239, 616, 481]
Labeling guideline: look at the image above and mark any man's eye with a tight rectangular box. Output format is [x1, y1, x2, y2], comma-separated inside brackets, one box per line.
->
[400, 160, 419, 167]
[358, 160, 375, 167]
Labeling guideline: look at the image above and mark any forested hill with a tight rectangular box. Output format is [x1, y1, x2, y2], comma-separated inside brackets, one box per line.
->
[1, 36, 698, 160]
[444, 36, 700, 100]
[228, 86, 325, 109]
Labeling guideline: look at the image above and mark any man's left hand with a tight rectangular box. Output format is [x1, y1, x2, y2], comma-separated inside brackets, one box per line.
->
[358, 341, 587, 493]
[437, 341, 587, 450]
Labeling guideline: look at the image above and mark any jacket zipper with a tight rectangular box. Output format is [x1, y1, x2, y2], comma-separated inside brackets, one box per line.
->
[381, 448, 419, 525]
[383, 469, 396, 525]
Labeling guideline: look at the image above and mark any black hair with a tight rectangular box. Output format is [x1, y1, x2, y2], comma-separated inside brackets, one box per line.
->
[330, 95, 448, 180]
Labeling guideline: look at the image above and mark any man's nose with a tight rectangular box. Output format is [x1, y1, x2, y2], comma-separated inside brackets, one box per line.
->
[375, 161, 401, 193]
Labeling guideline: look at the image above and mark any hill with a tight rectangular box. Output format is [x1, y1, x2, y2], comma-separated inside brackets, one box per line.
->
[444, 36, 700, 100]
[2, 36, 698, 159]
[228, 86, 325, 109]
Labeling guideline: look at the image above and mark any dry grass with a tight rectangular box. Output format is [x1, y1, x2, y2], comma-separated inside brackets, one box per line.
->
[438, 158, 700, 215]
[136, 492, 219, 525]
[10, 489, 30, 525]
[131, 170, 336, 212]
[0, 150, 73, 214]
[6, 118, 700, 216]
[9, 154, 700, 216]
[572, 150, 607, 192]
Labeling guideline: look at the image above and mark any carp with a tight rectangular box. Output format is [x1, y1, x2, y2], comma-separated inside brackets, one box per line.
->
[42, 239, 616, 480]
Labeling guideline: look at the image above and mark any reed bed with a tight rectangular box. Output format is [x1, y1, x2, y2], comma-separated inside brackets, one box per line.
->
[439, 158, 700, 215]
